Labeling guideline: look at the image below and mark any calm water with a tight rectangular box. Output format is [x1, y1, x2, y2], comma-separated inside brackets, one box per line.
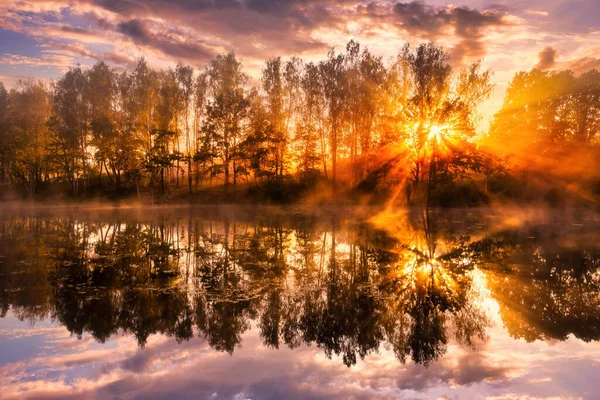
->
[1, 205, 600, 399]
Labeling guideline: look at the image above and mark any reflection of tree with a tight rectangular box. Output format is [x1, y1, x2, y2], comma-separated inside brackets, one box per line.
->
[481, 226, 600, 343]
[45, 220, 194, 345]
[8, 210, 600, 368]
[427, 213, 600, 344]
[0, 217, 53, 321]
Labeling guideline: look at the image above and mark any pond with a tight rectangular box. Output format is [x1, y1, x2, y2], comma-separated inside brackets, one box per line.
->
[1, 205, 599, 399]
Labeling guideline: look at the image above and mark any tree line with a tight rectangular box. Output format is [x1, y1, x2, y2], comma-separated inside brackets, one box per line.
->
[1, 40, 599, 204]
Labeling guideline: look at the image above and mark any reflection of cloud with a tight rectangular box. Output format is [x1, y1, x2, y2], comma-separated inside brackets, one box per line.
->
[383, 346, 512, 392]
[2, 255, 600, 400]
[0, 326, 65, 340]
[3, 312, 598, 400]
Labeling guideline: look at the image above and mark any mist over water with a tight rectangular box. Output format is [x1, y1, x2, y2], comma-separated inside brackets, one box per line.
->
[0, 205, 599, 399]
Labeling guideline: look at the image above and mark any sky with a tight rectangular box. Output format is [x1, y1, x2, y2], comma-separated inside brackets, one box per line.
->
[1, 0, 600, 126]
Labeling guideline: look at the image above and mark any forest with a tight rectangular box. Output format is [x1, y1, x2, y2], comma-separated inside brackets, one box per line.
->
[1, 41, 599, 206]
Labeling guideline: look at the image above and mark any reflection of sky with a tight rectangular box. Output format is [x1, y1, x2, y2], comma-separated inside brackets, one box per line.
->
[2, 304, 600, 400]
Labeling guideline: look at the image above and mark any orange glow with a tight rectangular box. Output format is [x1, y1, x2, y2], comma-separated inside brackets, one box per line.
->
[427, 124, 448, 144]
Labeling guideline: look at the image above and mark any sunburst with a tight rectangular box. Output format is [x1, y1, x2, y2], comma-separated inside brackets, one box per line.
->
[427, 124, 451, 144]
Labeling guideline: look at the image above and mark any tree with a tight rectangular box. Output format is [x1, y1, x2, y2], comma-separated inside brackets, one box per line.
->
[151, 69, 181, 197]
[0, 41, 514, 204]
[240, 89, 279, 185]
[129, 59, 159, 199]
[175, 63, 195, 194]
[7, 79, 52, 196]
[50, 66, 90, 196]
[393, 43, 493, 204]
[320, 48, 348, 190]
[204, 52, 249, 194]
[262, 57, 285, 183]
[295, 62, 325, 186]
[344, 42, 387, 183]
[86, 62, 120, 191]
[489, 69, 600, 154]
[488, 68, 600, 197]
[192, 72, 209, 186]
[0, 82, 11, 188]
[282, 57, 303, 180]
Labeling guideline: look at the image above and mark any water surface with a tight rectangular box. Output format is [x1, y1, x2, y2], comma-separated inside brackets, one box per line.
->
[1, 206, 599, 399]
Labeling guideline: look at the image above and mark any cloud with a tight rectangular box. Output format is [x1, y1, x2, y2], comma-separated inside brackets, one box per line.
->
[87, 1, 336, 63]
[245, 0, 304, 14]
[0, 53, 73, 69]
[103, 50, 136, 67]
[40, 25, 106, 43]
[568, 55, 600, 75]
[534, 46, 557, 70]
[66, 0, 511, 66]
[359, 1, 511, 64]
[43, 41, 136, 68]
[115, 18, 217, 64]
[0, 0, 513, 75]
[0, 0, 595, 128]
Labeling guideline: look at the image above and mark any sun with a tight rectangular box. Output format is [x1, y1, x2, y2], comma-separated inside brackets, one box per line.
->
[425, 124, 458, 156]
[427, 124, 448, 143]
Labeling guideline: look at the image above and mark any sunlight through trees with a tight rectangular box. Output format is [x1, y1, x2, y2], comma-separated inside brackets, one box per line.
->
[0, 41, 598, 205]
